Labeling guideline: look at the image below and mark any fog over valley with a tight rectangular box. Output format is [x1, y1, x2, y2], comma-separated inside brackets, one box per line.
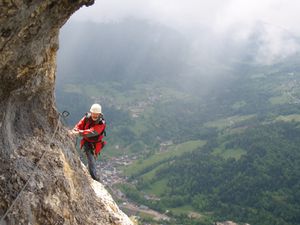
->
[57, 0, 300, 95]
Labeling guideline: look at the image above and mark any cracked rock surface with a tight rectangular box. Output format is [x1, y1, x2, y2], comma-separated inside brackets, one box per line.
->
[0, 1, 132, 224]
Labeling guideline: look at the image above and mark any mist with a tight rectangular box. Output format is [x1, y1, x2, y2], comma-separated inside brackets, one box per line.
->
[70, 0, 300, 64]
[57, 0, 300, 97]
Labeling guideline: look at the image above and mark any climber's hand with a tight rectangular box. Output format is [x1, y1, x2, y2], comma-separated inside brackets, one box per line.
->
[68, 129, 79, 137]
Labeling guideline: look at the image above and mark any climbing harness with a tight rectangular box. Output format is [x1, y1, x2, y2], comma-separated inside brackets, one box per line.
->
[0, 110, 70, 224]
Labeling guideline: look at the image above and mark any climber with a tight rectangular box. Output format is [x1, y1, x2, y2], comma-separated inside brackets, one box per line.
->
[69, 103, 106, 181]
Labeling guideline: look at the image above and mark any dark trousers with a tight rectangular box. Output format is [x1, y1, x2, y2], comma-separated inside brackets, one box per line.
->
[83, 142, 99, 181]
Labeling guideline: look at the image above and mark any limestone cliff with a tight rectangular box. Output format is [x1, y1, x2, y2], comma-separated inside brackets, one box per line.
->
[0, 1, 133, 224]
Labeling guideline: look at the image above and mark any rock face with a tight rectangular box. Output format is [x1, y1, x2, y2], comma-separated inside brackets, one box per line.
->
[0, 1, 132, 224]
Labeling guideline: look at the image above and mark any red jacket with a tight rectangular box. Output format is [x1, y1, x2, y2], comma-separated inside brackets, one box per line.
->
[74, 114, 106, 155]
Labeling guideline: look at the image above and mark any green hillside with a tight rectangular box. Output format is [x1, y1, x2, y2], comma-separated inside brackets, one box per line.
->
[57, 58, 300, 224]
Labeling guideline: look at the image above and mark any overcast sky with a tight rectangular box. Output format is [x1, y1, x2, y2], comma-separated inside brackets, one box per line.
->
[72, 0, 299, 34]
[68, 0, 300, 64]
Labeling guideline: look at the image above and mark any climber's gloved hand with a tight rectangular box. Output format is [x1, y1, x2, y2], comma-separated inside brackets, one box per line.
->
[68, 129, 80, 137]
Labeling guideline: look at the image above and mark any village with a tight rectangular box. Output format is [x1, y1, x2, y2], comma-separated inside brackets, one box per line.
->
[96, 154, 134, 187]
[95, 156, 240, 225]
[95, 152, 171, 223]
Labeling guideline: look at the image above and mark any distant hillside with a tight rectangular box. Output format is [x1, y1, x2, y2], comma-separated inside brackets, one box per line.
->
[119, 60, 300, 225]
[57, 18, 188, 86]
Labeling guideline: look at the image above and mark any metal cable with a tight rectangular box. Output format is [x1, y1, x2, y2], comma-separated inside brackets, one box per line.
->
[0, 111, 69, 224]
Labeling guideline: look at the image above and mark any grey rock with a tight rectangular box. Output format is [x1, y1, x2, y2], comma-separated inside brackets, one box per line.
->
[0, 1, 132, 225]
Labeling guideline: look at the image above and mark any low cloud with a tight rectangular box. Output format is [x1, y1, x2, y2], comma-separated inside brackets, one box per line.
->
[70, 0, 300, 64]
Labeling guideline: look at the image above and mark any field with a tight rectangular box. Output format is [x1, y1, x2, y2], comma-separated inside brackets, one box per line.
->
[123, 140, 206, 177]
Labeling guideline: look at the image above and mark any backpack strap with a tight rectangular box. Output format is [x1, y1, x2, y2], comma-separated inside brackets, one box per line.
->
[82, 112, 90, 130]
[83, 112, 106, 136]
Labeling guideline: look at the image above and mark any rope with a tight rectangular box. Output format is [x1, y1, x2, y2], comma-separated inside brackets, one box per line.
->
[0, 111, 69, 224]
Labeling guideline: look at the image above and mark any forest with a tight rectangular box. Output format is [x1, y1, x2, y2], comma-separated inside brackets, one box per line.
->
[151, 122, 300, 225]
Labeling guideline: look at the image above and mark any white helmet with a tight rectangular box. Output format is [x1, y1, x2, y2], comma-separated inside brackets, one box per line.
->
[90, 103, 102, 114]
